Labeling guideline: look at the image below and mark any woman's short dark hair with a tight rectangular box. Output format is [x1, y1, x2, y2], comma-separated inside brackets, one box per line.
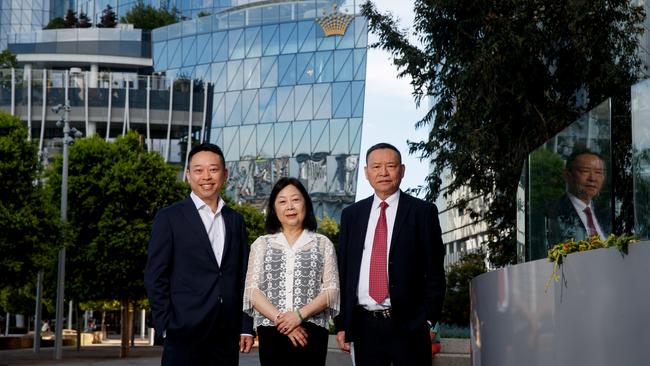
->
[265, 177, 318, 233]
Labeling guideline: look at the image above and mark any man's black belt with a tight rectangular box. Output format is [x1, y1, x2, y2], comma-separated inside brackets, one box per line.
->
[359, 307, 392, 319]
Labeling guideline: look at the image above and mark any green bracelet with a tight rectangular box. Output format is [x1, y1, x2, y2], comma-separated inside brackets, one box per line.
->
[295, 309, 304, 322]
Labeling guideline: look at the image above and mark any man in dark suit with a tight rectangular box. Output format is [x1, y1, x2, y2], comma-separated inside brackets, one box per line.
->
[144, 143, 254, 366]
[546, 148, 610, 247]
[336, 142, 446, 366]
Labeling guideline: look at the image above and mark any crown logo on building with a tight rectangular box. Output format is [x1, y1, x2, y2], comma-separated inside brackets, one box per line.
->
[315, 4, 354, 37]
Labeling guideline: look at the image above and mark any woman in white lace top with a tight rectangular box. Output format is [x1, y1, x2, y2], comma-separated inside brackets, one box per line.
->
[243, 177, 339, 366]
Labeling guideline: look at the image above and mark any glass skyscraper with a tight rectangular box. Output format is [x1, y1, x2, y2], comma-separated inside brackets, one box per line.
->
[0, 0, 56, 50]
[151, 0, 367, 218]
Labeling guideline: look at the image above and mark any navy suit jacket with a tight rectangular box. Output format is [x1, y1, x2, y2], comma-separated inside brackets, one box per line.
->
[144, 197, 253, 342]
[337, 191, 446, 341]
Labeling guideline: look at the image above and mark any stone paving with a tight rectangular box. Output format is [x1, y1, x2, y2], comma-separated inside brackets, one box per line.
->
[0, 337, 354, 366]
[0, 337, 470, 366]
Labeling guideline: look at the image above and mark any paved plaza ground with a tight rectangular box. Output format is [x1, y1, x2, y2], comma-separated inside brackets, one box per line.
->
[0, 336, 469, 366]
[0, 337, 353, 366]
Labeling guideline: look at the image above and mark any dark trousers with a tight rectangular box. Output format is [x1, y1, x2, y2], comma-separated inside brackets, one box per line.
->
[257, 322, 329, 366]
[161, 329, 239, 366]
[352, 310, 431, 366]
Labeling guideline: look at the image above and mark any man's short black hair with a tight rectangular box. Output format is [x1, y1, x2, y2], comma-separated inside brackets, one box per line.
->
[187, 143, 226, 167]
[565, 147, 605, 172]
[265, 177, 318, 234]
[365, 142, 402, 164]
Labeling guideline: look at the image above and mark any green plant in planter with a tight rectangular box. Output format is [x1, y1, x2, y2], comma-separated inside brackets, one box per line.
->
[545, 234, 638, 291]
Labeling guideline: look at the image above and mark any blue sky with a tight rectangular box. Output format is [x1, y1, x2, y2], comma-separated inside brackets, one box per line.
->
[355, 1, 430, 200]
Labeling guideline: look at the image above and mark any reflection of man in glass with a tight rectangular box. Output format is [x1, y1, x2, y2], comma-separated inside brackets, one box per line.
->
[547, 148, 610, 247]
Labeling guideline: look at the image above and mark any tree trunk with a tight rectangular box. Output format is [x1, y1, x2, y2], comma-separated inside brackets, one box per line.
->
[131, 309, 136, 347]
[76, 304, 81, 351]
[101, 310, 106, 334]
[119, 298, 132, 358]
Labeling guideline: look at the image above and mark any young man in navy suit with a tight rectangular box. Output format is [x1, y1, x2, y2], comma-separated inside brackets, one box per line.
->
[336, 142, 446, 366]
[145, 143, 254, 366]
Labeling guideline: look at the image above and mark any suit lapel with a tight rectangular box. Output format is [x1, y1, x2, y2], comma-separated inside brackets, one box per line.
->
[179, 197, 220, 268]
[220, 205, 233, 265]
[389, 191, 411, 258]
[351, 196, 373, 286]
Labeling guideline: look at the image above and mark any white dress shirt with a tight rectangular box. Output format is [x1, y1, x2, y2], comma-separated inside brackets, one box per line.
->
[190, 192, 226, 265]
[357, 190, 400, 310]
[566, 192, 606, 240]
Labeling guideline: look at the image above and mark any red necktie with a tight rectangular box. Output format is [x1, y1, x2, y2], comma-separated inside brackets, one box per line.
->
[583, 207, 598, 237]
[369, 201, 389, 303]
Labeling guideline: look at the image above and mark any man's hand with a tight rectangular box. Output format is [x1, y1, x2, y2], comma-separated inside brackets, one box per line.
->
[276, 311, 302, 335]
[336, 331, 350, 353]
[239, 335, 254, 353]
[287, 326, 308, 347]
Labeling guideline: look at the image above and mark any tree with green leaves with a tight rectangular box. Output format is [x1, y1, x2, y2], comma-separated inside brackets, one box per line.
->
[441, 251, 487, 326]
[0, 49, 17, 69]
[45, 16, 66, 29]
[45, 132, 187, 355]
[317, 214, 339, 247]
[362, 0, 645, 266]
[100, 4, 118, 28]
[229, 203, 266, 245]
[64, 8, 78, 28]
[0, 112, 59, 314]
[78, 12, 92, 28]
[120, 0, 179, 31]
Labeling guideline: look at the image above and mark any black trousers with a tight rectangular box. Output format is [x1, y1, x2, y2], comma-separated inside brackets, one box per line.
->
[161, 329, 239, 366]
[352, 310, 431, 366]
[257, 322, 329, 366]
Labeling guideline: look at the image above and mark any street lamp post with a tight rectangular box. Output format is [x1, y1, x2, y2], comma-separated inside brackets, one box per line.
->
[52, 101, 82, 360]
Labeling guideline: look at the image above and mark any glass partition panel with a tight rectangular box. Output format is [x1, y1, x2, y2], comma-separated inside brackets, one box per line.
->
[631, 80, 650, 239]
[526, 99, 612, 261]
[516, 162, 527, 264]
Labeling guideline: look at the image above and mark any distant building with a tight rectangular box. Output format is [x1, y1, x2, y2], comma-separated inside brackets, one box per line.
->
[1, 1, 369, 219]
[151, 1, 367, 217]
[0, 0, 53, 50]
[435, 171, 489, 268]
[3, 26, 204, 166]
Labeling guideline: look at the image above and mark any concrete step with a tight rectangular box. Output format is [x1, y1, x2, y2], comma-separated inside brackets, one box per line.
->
[432, 353, 471, 366]
[440, 338, 471, 354]
[434, 338, 471, 366]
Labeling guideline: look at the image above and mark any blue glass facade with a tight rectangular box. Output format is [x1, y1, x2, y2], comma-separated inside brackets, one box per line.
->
[78, 0, 250, 23]
[152, 1, 367, 217]
[0, 0, 53, 50]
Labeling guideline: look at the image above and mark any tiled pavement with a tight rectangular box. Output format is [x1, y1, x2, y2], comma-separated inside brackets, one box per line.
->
[0, 337, 354, 366]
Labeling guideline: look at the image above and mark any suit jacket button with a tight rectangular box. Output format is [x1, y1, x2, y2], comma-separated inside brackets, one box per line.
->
[219, 297, 223, 303]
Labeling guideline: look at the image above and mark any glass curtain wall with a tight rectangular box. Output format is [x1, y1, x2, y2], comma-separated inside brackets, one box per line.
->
[78, 0, 238, 23]
[152, 0, 366, 218]
[0, 0, 51, 50]
[631, 79, 650, 239]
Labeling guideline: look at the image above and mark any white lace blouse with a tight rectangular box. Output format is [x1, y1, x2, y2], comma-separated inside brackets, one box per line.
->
[243, 230, 340, 329]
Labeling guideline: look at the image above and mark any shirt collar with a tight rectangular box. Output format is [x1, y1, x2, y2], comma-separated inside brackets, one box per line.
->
[373, 190, 400, 209]
[190, 191, 224, 214]
[272, 229, 315, 249]
[566, 192, 592, 211]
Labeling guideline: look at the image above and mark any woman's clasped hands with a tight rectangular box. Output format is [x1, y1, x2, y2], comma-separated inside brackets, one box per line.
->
[276, 310, 308, 347]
